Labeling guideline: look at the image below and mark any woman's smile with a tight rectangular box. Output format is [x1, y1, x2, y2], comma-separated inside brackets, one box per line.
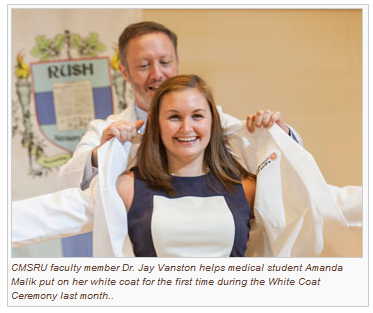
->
[174, 136, 198, 143]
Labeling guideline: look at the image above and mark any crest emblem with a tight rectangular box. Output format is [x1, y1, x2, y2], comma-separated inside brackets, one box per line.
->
[13, 31, 129, 176]
[31, 58, 113, 152]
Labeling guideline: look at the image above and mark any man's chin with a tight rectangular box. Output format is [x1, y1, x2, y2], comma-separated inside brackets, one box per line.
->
[135, 96, 152, 112]
[147, 89, 157, 98]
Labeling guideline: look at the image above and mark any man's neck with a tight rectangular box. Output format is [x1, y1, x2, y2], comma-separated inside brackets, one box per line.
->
[134, 101, 148, 122]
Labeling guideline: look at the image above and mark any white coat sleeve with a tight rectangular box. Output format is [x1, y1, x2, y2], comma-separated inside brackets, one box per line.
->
[327, 184, 362, 227]
[12, 186, 95, 247]
[57, 119, 109, 190]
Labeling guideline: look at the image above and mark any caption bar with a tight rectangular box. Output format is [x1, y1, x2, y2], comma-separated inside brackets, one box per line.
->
[8, 259, 367, 306]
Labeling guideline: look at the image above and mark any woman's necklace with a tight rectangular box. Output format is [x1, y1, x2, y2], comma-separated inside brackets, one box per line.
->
[170, 167, 210, 177]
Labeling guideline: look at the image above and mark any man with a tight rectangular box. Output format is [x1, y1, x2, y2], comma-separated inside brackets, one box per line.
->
[57, 21, 301, 256]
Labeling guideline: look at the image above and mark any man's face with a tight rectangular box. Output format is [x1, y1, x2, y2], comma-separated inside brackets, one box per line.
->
[120, 32, 179, 112]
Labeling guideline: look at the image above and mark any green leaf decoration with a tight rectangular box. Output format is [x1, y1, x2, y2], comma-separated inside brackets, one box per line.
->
[31, 34, 66, 60]
[53, 34, 66, 52]
[34, 35, 49, 50]
[31, 32, 106, 61]
[87, 33, 99, 45]
[30, 46, 41, 57]
[71, 34, 83, 50]
[96, 43, 106, 53]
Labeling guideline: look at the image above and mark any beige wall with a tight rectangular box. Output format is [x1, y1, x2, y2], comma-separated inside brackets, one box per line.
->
[143, 9, 362, 187]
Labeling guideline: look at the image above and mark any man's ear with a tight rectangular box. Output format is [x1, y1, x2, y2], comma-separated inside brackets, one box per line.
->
[176, 52, 180, 72]
[119, 62, 130, 82]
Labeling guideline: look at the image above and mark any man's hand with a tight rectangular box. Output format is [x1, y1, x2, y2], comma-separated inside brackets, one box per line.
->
[246, 110, 289, 134]
[100, 120, 145, 145]
[92, 120, 144, 167]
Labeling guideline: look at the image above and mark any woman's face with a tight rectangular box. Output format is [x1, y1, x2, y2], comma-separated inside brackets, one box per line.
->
[158, 88, 212, 166]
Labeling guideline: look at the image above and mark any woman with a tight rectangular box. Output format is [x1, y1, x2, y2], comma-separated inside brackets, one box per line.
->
[116, 74, 256, 257]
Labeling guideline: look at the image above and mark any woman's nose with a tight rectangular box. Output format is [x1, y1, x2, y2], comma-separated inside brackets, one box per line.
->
[180, 118, 193, 132]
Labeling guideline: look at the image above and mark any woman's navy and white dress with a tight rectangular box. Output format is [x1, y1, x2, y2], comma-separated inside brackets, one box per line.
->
[128, 168, 251, 257]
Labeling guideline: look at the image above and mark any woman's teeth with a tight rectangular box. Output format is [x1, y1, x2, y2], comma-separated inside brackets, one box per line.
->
[176, 137, 197, 142]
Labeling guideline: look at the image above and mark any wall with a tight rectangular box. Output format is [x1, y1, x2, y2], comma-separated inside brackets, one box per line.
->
[143, 9, 362, 187]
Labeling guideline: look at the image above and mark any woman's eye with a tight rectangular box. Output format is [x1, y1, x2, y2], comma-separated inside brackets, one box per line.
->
[193, 114, 204, 119]
[169, 115, 180, 120]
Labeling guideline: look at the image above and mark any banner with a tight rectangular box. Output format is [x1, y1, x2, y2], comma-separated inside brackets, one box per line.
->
[11, 8, 141, 256]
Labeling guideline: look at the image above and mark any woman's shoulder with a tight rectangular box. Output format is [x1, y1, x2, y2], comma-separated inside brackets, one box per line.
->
[117, 167, 138, 184]
[117, 169, 134, 182]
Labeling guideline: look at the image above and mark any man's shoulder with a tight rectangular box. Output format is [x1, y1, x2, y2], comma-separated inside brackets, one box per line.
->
[82, 104, 136, 135]
[89, 104, 136, 125]
[107, 104, 136, 122]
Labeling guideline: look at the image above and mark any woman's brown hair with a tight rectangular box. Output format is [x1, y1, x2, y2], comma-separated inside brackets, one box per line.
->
[136, 74, 253, 195]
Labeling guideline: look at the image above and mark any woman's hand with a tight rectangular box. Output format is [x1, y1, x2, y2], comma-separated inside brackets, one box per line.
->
[246, 110, 289, 135]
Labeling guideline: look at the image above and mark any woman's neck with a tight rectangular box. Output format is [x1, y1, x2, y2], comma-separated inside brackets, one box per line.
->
[167, 154, 207, 177]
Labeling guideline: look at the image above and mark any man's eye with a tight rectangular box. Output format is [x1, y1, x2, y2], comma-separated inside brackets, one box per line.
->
[138, 64, 149, 68]
[161, 60, 171, 65]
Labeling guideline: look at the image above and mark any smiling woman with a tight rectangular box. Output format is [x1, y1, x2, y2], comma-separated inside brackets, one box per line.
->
[116, 74, 256, 257]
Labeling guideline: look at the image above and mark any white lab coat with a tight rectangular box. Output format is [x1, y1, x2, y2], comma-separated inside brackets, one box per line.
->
[12, 117, 362, 257]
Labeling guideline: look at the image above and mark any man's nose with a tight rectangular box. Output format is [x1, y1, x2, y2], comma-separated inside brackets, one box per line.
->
[149, 63, 163, 81]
